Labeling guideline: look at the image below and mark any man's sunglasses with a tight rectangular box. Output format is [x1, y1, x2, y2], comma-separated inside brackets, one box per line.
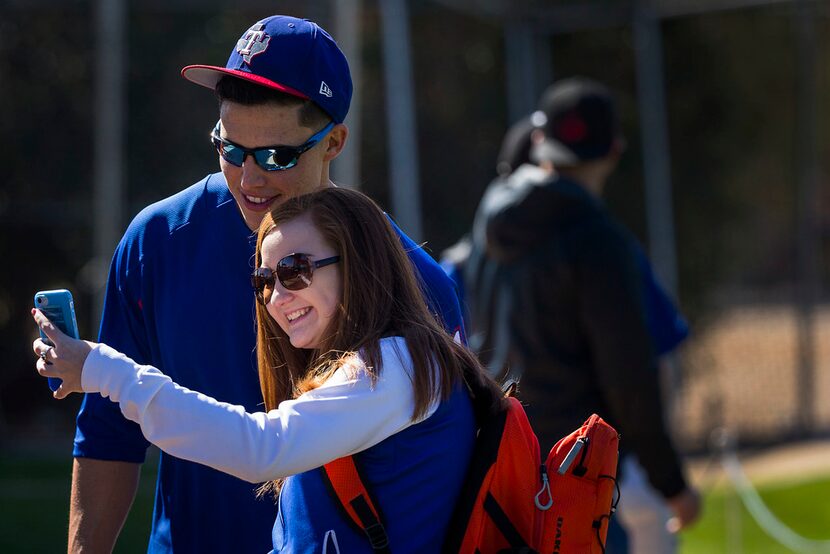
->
[251, 253, 341, 303]
[211, 121, 335, 171]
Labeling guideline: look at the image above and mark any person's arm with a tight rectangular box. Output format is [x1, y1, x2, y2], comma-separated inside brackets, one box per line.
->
[76, 338, 434, 483]
[665, 486, 701, 531]
[69, 227, 153, 550]
[637, 250, 701, 530]
[33, 330, 435, 484]
[68, 458, 141, 553]
[574, 222, 690, 499]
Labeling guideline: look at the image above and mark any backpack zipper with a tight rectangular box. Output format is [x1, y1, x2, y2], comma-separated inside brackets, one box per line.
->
[557, 436, 588, 475]
[572, 436, 591, 477]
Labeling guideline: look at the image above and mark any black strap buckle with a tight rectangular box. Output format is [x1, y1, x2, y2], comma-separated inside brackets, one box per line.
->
[364, 521, 390, 550]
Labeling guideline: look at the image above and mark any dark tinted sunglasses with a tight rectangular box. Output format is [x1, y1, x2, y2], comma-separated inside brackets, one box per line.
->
[252, 253, 341, 303]
[211, 121, 335, 171]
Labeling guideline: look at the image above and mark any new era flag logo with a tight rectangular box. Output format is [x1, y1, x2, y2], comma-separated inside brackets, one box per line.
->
[319, 81, 333, 98]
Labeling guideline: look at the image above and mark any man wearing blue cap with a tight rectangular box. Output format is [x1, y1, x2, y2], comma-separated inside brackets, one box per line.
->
[69, 15, 463, 552]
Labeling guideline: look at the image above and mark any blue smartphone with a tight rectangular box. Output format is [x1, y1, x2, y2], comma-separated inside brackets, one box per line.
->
[34, 289, 80, 392]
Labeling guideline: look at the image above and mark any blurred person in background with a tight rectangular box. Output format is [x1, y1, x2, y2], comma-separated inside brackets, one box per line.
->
[440, 113, 538, 330]
[616, 231, 693, 553]
[463, 77, 701, 552]
[66, 15, 463, 553]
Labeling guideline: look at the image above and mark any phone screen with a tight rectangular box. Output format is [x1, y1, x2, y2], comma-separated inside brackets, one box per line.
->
[39, 305, 75, 345]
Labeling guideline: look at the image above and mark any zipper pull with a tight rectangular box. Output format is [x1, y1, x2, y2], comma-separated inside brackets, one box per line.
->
[535, 465, 553, 510]
[558, 436, 587, 475]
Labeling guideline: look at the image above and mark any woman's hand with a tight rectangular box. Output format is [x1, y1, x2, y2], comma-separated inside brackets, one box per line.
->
[31, 308, 96, 399]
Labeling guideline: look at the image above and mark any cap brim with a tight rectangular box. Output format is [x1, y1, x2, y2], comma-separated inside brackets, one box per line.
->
[180, 65, 309, 100]
[531, 138, 579, 167]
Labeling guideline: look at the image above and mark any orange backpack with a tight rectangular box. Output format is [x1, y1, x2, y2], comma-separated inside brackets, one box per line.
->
[324, 391, 620, 553]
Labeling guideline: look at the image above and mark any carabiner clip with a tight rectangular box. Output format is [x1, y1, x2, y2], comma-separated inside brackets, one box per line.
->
[535, 465, 553, 510]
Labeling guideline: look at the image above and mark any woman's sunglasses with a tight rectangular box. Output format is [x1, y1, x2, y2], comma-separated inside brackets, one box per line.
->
[210, 121, 335, 171]
[251, 253, 341, 303]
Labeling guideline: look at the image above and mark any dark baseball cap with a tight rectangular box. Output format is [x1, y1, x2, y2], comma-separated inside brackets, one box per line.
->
[181, 15, 352, 123]
[531, 77, 619, 167]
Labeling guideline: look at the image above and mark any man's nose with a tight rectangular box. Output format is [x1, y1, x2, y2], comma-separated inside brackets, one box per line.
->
[240, 155, 268, 187]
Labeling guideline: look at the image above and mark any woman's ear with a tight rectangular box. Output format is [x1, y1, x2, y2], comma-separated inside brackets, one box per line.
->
[322, 123, 349, 162]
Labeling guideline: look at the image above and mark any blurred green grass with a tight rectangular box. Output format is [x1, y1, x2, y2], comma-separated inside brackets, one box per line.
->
[2, 449, 829, 553]
[0, 449, 158, 553]
[681, 474, 830, 554]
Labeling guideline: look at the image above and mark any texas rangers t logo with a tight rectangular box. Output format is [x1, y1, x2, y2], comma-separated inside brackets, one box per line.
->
[236, 23, 270, 64]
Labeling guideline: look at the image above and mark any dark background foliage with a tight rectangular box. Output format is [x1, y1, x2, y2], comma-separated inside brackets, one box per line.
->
[1, 1, 828, 448]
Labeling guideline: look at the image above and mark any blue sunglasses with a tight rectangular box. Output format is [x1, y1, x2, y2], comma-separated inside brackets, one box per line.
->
[210, 120, 335, 171]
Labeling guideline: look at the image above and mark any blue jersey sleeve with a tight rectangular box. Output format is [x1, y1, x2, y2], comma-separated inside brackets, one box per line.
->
[634, 245, 689, 356]
[387, 217, 467, 343]
[73, 228, 151, 462]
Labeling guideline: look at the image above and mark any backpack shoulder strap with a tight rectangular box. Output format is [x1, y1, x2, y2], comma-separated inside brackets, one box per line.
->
[322, 456, 391, 553]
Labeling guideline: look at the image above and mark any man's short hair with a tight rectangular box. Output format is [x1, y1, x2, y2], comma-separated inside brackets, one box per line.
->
[215, 76, 331, 129]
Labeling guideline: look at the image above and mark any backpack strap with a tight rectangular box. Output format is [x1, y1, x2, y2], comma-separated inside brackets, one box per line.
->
[322, 456, 391, 553]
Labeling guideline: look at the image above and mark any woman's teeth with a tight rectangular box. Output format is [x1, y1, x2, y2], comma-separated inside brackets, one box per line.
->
[286, 308, 311, 322]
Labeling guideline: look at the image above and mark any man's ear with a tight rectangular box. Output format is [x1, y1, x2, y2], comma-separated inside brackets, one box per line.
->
[611, 135, 627, 156]
[323, 123, 349, 162]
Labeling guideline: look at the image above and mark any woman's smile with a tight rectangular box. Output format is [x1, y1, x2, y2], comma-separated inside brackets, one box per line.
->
[285, 307, 312, 324]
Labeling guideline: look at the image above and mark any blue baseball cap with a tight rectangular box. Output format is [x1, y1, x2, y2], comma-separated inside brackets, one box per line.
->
[182, 15, 352, 123]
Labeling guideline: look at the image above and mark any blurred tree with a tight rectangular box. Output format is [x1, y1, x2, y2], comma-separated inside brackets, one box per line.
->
[2, 1, 828, 446]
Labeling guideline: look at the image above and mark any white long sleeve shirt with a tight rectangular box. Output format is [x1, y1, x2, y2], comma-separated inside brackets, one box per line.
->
[82, 336, 439, 483]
